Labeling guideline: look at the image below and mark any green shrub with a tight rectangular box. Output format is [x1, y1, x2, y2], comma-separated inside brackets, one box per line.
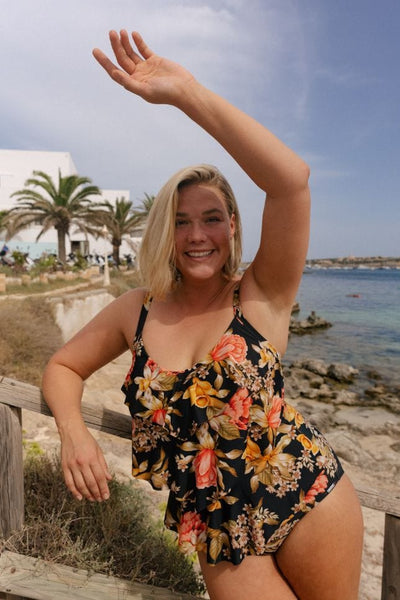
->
[4, 453, 205, 595]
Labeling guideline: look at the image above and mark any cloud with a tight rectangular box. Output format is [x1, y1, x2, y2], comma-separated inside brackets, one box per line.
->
[2, 0, 317, 260]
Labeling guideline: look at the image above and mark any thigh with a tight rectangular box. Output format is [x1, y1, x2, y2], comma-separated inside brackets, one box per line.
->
[198, 552, 297, 600]
[276, 474, 363, 600]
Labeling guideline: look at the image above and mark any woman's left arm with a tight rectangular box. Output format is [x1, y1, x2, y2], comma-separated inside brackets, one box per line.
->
[93, 30, 310, 307]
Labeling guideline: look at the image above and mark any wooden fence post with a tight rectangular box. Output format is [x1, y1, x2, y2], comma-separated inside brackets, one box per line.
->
[381, 513, 400, 600]
[0, 403, 24, 539]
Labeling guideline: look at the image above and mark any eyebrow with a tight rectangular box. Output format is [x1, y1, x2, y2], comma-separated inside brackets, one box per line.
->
[175, 208, 224, 217]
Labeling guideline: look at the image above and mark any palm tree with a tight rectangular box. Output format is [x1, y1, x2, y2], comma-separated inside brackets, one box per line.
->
[0, 210, 9, 238]
[133, 193, 155, 220]
[88, 197, 143, 265]
[5, 170, 101, 263]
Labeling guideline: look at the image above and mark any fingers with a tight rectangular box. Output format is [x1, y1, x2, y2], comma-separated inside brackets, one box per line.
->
[131, 31, 154, 59]
[92, 47, 119, 76]
[109, 30, 137, 73]
[64, 462, 111, 503]
[62, 441, 112, 503]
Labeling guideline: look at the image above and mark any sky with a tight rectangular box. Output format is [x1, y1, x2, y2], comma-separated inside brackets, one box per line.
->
[1, 0, 399, 260]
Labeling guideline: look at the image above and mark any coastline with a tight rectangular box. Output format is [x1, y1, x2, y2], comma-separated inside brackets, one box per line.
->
[305, 256, 400, 270]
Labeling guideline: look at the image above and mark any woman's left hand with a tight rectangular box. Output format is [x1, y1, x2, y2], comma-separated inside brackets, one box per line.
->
[93, 30, 196, 107]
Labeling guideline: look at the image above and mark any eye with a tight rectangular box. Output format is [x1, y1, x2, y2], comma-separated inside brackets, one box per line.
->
[175, 219, 189, 227]
[205, 216, 222, 223]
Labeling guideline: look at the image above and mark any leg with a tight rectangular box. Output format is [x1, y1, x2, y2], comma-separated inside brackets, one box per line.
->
[276, 474, 363, 600]
[198, 552, 297, 600]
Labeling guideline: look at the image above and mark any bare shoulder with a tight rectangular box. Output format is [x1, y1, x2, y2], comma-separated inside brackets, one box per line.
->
[106, 287, 147, 341]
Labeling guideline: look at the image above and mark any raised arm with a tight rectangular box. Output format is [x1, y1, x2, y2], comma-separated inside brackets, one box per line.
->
[93, 30, 310, 306]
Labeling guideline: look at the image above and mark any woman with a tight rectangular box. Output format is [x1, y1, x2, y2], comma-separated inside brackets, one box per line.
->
[42, 30, 363, 599]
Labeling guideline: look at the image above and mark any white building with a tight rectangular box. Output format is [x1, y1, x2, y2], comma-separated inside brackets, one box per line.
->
[0, 149, 134, 259]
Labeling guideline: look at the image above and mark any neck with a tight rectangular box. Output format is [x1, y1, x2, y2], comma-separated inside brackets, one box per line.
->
[172, 275, 232, 310]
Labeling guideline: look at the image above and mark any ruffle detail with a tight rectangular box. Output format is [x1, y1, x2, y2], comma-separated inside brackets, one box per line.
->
[122, 298, 344, 564]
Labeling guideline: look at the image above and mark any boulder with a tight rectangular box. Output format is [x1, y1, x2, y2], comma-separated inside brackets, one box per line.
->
[327, 362, 359, 383]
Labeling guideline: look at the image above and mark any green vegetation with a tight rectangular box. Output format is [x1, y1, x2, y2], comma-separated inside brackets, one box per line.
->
[3, 453, 205, 595]
[86, 197, 143, 266]
[4, 170, 101, 263]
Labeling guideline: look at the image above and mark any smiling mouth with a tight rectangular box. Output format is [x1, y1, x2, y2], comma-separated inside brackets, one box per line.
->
[185, 250, 214, 258]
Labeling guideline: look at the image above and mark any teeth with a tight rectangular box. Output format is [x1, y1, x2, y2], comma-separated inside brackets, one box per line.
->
[187, 250, 213, 257]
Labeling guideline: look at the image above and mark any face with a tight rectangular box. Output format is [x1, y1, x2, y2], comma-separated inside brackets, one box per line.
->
[174, 184, 236, 283]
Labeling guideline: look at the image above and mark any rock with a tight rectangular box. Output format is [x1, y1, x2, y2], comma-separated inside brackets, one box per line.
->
[291, 302, 300, 314]
[365, 385, 387, 398]
[330, 390, 361, 405]
[366, 369, 382, 381]
[289, 312, 332, 335]
[291, 358, 329, 378]
[327, 362, 359, 383]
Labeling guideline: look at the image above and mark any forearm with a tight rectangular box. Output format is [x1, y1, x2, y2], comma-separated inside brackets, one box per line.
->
[42, 359, 86, 435]
[177, 80, 309, 197]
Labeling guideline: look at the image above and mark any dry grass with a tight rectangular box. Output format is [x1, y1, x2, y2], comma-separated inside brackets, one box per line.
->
[0, 296, 63, 385]
[0, 270, 141, 386]
[3, 452, 204, 595]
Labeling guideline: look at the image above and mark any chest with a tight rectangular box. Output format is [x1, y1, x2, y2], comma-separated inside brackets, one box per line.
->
[140, 305, 236, 372]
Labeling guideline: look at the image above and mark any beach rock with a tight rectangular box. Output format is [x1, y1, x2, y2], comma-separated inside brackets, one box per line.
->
[291, 302, 300, 314]
[327, 362, 359, 383]
[291, 358, 329, 377]
[331, 389, 361, 405]
[289, 311, 332, 335]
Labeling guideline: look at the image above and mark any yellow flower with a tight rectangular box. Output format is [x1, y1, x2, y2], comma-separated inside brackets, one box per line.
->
[297, 434, 319, 455]
[184, 377, 218, 408]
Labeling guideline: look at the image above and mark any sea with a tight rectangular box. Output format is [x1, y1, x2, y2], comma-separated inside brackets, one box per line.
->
[282, 267, 400, 387]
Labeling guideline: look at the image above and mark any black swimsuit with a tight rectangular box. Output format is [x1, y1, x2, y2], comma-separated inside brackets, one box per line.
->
[122, 286, 344, 565]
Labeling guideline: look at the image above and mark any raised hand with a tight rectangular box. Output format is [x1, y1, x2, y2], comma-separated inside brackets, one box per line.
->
[93, 30, 196, 106]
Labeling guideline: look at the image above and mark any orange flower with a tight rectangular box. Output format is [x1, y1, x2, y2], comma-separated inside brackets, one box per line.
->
[152, 408, 167, 425]
[193, 448, 218, 489]
[178, 511, 207, 553]
[211, 333, 247, 363]
[267, 395, 283, 429]
[223, 388, 252, 430]
[304, 472, 329, 504]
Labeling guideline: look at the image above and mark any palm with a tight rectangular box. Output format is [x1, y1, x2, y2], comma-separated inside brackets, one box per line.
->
[87, 197, 143, 265]
[93, 30, 195, 105]
[126, 56, 193, 103]
[5, 170, 100, 263]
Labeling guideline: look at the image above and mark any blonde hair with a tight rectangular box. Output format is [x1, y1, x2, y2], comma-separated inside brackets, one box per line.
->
[138, 164, 242, 299]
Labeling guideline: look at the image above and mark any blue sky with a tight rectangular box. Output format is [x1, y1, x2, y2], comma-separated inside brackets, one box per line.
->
[1, 0, 399, 260]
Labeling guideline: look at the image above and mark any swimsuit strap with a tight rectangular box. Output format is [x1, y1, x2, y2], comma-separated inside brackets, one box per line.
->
[233, 283, 242, 318]
[134, 292, 153, 339]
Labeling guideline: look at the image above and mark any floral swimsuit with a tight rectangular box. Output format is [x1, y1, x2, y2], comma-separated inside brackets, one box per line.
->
[122, 286, 344, 565]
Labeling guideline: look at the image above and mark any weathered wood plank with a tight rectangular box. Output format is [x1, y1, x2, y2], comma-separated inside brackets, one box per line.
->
[0, 377, 131, 440]
[357, 487, 400, 519]
[0, 405, 24, 539]
[381, 514, 400, 600]
[0, 551, 201, 600]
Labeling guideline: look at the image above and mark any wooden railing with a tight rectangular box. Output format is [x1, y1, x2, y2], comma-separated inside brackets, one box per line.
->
[1, 376, 400, 600]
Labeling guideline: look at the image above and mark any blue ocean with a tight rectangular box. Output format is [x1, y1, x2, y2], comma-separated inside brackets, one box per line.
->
[282, 268, 400, 386]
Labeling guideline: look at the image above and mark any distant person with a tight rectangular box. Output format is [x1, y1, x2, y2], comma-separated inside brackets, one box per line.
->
[43, 30, 363, 600]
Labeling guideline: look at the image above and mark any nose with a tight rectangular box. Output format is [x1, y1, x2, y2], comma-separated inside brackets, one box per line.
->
[187, 220, 207, 242]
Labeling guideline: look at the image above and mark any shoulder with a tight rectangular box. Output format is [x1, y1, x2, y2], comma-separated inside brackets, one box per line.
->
[91, 287, 148, 340]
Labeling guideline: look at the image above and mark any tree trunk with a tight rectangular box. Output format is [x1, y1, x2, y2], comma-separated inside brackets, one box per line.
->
[112, 239, 121, 266]
[57, 227, 67, 263]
